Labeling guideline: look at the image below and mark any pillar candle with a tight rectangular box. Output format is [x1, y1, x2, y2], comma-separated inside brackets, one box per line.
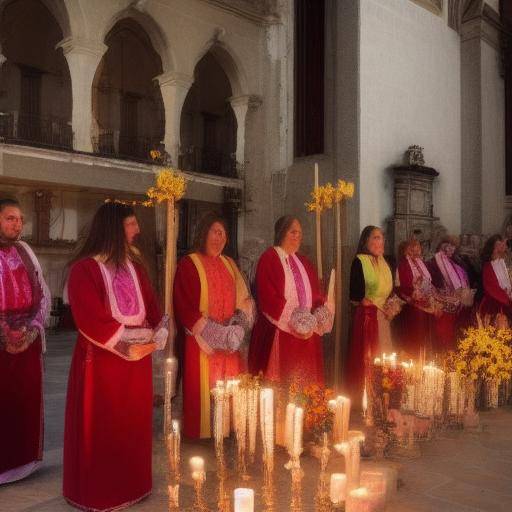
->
[346, 487, 376, 512]
[285, 403, 296, 454]
[189, 456, 204, 472]
[330, 473, 347, 504]
[260, 388, 274, 461]
[293, 407, 304, 458]
[234, 488, 254, 512]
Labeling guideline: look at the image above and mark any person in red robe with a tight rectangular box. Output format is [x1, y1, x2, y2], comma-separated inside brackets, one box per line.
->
[427, 236, 474, 352]
[0, 198, 50, 485]
[174, 212, 254, 439]
[248, 215, 333, 387]
[479, 234, 512, 327]
[395, 239, 440, 358]
[63, 203, 168, 511]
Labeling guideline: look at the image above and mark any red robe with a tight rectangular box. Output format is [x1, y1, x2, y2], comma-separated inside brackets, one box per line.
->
[479, 261, 512, 322]
[173, 254, 245, 439]
[0, 243, 48, 482]
[248, 248, 325, 386]
[395, 257, 432, 357]
[63, 258, 162, 512]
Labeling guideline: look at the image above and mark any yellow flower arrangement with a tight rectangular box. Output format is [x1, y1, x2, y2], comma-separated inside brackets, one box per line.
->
[146, 169, 187, 203]
[448, 326, 512, 383]
[306, 179, 355, 213]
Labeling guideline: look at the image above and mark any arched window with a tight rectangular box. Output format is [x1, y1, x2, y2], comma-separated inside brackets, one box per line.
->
[92, 18, 165, 162]
[179, 51, 237, 177]
[0, 0, 72, 149]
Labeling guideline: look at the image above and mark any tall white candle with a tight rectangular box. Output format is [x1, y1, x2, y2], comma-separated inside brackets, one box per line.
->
[285, 403, 296, 454]
[340, 396, 351, 442]
[189, 456, 204, 472]
[260, 388, 274, 461]
[234, 488, 254, 512]
[330, 473, 347, 504]
[293, 407, 304, 458]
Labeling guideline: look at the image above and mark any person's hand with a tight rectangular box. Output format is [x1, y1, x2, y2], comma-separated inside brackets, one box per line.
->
[290, 328, 313, 340]
[128, 342, 157, 361]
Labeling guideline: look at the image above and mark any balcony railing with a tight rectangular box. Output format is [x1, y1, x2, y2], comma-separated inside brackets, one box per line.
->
[0, 111, 73, 150]
[179, 146, 237, 178]
[91, 129, 162, 163]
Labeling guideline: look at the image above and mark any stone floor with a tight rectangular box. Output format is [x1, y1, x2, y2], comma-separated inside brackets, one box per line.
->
[1, 332, 512, 511]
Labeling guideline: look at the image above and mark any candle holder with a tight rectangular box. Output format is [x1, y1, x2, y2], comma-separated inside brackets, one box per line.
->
[314, 468, 331, 512]
[290, 466, 304, 512]
[320, 433, 331, 473]
[261, 464, 275, 512]
[164, 370, 172, 436]
[167, 422, 181, 480]
[216, 455, 230, 512]
[192, 470, 208, 512]
[167, 483, 179, 511]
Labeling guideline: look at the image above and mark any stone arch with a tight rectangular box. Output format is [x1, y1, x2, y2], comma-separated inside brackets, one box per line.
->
[193, 40, 249, 98]
[0, 0, 71, 38]
[101, 7, 174, 74]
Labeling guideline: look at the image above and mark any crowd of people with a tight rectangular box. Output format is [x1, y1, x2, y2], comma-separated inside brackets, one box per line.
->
[1, 196, 511, 511]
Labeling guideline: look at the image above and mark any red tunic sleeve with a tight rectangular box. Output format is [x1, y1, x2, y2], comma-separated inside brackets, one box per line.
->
[482, 261, 511, 306]
[68, 258, 124, 347]
[173, 255, 202, 331]
[134, 263, 162, 328]
[397, 258, 414, 300]
[255, 248, 286, 322]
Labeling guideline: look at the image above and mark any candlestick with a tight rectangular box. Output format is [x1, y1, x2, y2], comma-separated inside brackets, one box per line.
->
[260, 388, 274, 470]
[330, 473, 347, 505]
[314, 162, 323, 280]
[167, 420, 180, 478]
[234, 488, 254, 512]
[190, 456, 207, 511]
[285, 403, 296, 455]
[167, 483, 179, 511]
[248, 387, 259, 463]
[292, 406, 304, 459]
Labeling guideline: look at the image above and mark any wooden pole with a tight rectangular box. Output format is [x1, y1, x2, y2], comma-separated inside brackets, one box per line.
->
[314, 163, 323, 281]
[334, 200, 343, 388]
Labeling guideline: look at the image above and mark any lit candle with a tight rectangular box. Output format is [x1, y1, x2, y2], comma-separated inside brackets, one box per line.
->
[334, 442, 351, 484]
[260, 388, 274, 464]
[189, 456, 205, 481]
[373, 357, 381, 365]
[234, 488, 254, 512]
[285, 403, 296, 454]
[346, 487, 374, 512]
[329, 473, 347, 504]
[362, 386, 368, 419]
[293, 407, 304, 458]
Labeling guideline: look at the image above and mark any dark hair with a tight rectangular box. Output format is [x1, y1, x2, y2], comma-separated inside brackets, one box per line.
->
[356, 225, 382, 254]
[0, 198, 20, 212]
[192, 211, 228, 254]
[71, 202, 139, 267]
[436, 235, 459, 253]
[481, 234, 503, 263]
[274, 215, 300, 246]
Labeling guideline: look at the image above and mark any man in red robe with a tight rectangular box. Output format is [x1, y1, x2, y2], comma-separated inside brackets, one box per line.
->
[63, 203, 167, 511]
[0, 198, 50, 485]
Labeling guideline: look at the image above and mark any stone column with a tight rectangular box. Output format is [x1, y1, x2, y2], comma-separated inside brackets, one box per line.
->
[58, 38, 107, 153]
[156, 71, 194, 167]
[229, 95, 261, 174]
[0, 53, 6, 68]
[460, 2, 505, 234]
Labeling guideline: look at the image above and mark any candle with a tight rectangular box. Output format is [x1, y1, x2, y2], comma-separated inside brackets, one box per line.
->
[248, 387, 258, 460]
[234, 488, 254, 512]
[340, 396, 351, 442]
[260, 388, 274, 465]
[346, 487, 376, 512]
[334, 442, 351, 484]
[293, 407, 304, 458]
[165, 357, 178, 396]
[373, 357, 381, 365]
[285, 403, 296, 454]
[362, 386, 368, 418]
[189, 456, 204, 478]
[330, 473, 347, 504]
[314, 162, 319, 188]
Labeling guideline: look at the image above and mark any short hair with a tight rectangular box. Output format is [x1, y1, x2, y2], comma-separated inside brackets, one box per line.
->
[0, 198, 20, 212]
[192, 211, 229, 254]
[274, 215, 300, 246]
[356, 225, 382, 254]
[436, 235, 459, 253]
[398, 238, 420, 259]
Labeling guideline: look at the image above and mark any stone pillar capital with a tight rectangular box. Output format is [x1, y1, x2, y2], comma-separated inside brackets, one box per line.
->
[0, 53, 6, 68]
[57, 37, 108, 59]
[229, 94, 262, 110]
[156, 71, 194, 90]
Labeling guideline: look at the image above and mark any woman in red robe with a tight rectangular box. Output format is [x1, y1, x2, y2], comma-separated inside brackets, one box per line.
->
[427, 237, 473, 352]
[479, 234, 512, 327]
[63, 203, 167, 512]
[248, 216, 333, 386]
[0, 198, 50, 485]
[173, 212, 254, 439]
[395, 239, 439, 358]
